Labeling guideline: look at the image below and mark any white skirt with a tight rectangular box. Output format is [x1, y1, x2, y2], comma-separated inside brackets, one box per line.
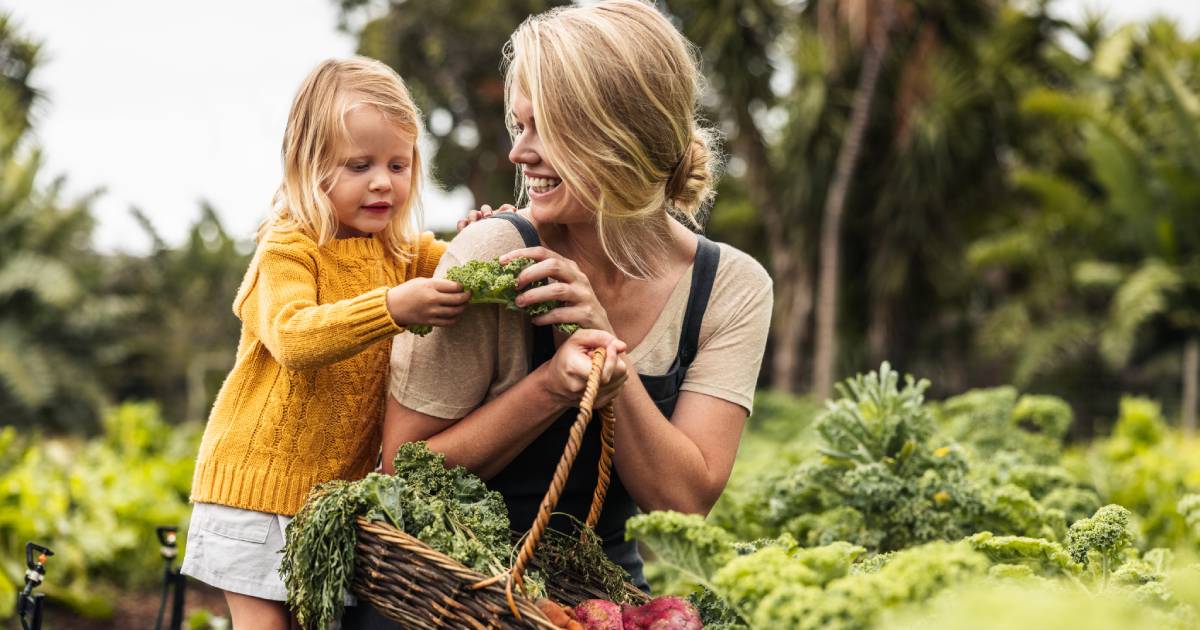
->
[180, 502, 293, 601]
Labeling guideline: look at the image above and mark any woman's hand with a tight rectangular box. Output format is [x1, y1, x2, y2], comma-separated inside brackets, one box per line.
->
[537, 329, 628, 409]
[500, 246, 613, 334]
[456, 203, 517, 232]
[386, 278, 470, 328]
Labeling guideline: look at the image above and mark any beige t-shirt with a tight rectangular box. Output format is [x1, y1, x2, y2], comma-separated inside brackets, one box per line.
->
[388, 217, 773, 418]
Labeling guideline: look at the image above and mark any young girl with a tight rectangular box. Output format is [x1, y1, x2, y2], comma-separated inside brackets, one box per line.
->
[180, 57, 468, 629]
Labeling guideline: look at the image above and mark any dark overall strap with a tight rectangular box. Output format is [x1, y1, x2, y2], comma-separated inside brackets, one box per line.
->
[680, 236, 720, 368]
[488, 212, 541, 248]
[486, 212, 560, 367]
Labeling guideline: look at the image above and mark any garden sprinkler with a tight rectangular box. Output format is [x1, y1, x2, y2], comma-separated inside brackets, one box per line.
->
[154, 526, 187, 630]
[17, 542, 53, 630]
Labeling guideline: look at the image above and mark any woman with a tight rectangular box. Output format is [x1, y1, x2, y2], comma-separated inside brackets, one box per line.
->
[383, 0, 771, 593]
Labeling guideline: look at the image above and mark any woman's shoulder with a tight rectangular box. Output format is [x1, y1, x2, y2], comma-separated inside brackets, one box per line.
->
[710, 241, 772, 295]
[448, 214, 533, 262]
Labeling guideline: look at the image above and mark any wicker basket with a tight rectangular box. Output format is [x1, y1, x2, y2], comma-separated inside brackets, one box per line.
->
[351, 348, 646, 628]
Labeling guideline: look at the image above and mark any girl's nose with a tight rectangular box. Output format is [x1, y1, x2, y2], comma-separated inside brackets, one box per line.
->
[368, 168, 392, 192]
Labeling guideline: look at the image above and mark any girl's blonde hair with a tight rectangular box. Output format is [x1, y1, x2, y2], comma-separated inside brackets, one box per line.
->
[260, 57, 423, 259]
[505, 0, 720, 279]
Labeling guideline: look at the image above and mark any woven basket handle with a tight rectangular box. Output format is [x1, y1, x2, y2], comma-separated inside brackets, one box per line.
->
[502, 347, 616, 617]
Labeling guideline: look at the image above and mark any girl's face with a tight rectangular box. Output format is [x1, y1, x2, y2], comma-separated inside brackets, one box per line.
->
[329, 105, 414, 238]
[508, 91, 591, 225]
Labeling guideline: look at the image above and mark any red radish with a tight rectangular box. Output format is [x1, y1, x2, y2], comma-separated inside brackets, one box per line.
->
[574, 599, 624, 629]
[621, 596, 702, 630]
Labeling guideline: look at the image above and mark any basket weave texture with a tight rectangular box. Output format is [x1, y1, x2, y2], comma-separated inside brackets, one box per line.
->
[352, 348, 646, 628]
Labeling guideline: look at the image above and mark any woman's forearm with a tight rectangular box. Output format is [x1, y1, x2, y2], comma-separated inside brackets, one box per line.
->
[384, 364, 568, 479]
[610, 374, 733, 515]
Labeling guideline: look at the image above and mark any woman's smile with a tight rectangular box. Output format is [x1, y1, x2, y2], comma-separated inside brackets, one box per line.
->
[527, 174, 562, 198]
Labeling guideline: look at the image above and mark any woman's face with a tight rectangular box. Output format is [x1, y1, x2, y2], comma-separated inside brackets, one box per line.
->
[508, 91, 591, 225]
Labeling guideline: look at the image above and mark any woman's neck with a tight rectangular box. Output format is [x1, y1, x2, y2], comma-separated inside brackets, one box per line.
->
[534, 213, 696, 289]
[550, 222, 625, 284]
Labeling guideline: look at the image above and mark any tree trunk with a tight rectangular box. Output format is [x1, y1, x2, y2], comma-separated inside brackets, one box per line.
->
[1184, 334, 1199, 435]
[731, 105, 813, 393]
[868, 193, 899, 366]
[812, 0, 898, 400]
[867, 292, 894, 366]
[770, 254, 815, 392]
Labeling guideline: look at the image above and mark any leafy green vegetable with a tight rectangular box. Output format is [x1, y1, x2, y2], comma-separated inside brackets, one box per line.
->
[934, 387, 1073, 464]
[966, 532, 1079, 577]
[0, 403, 199, 619]
[448, 257, 579, 334]
[1066, 504, 1136, 585]
[627, 511, 737, 583]
[405, 257, 579, 336]
[280, 442, 512, 629]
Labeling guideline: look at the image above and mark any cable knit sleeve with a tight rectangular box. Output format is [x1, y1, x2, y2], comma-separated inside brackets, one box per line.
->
[415, 231, 448, 279]
[240, 234, 402, 371]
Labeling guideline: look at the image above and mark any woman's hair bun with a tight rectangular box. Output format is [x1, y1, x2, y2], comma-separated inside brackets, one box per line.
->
[666, 128, 718, 221]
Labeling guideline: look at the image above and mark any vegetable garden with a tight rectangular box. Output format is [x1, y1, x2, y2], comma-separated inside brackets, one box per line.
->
[9, 363, 1200, 628]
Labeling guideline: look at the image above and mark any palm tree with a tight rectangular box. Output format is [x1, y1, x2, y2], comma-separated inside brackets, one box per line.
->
[0, 13, 40, 151]
[106, 204, 249, 422]
[811, 0, 898, 400]
[0, 15, 133, 431]
[988, 18, 1200, 430]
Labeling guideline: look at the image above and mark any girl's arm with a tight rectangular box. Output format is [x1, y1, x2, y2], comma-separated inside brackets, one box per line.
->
[247, 236, 463, 371]
[382, 329, 627, 478]
[249, 241, 397, 370]
[416, 231, 449, 278]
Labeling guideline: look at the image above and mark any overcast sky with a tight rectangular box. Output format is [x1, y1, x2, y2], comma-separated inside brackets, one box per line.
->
[5, 0, 1199, 253]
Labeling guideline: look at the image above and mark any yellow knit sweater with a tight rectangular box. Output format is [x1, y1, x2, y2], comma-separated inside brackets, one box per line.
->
[190, 230, 446, 516]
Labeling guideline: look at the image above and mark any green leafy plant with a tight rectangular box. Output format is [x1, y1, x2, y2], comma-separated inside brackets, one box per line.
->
[0, 403, 200, 619]
[280, 442, 512, 629]
[408, 257, 579, 336]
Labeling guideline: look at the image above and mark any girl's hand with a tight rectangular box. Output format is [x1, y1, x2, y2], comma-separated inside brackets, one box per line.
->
[499, 246, 613, 334]
[537, 329, 628, 409]
[456, 203, 517, 232]
[386, 278, 470, 328]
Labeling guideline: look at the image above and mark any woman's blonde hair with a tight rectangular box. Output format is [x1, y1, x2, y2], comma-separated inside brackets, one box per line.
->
[259, 56, 424, 259]
[505, 0, 720, 279]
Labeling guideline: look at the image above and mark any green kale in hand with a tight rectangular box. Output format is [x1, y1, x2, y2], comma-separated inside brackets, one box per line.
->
[445, 257, 580, 334]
